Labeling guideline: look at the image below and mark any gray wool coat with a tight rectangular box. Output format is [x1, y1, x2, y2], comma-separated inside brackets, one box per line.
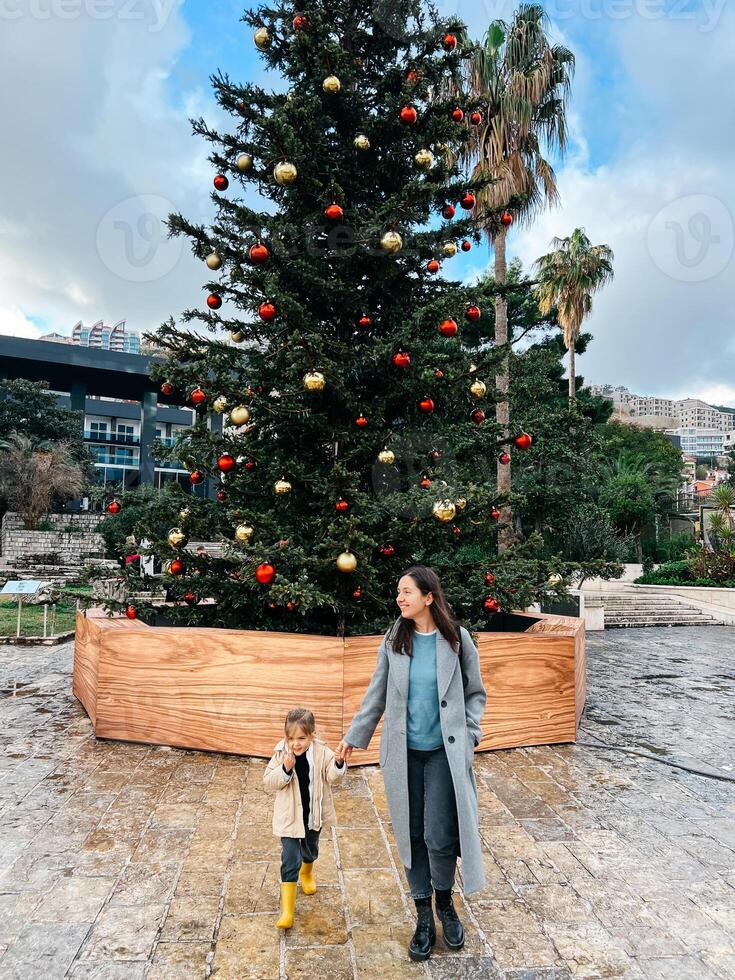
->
[345, 621, 487, 895]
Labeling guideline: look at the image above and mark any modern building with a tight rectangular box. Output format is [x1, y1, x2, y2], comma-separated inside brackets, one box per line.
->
[40, 319, 141, 354]
[591, 385, 735, 432]
[0, 335, 221, 500]
[663, 427, 727, 459]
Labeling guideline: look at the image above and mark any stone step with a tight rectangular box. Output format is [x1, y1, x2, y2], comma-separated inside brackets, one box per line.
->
[605, 614, 717, 623]
[606, 620, 720, 628]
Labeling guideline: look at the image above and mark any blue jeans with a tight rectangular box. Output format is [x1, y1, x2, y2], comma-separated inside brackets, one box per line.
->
[405, 745, 459, 899]
[280, 828, 321, 883]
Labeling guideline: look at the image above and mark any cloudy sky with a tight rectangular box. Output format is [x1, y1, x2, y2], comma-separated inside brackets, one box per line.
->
[1, 0, 733, 404]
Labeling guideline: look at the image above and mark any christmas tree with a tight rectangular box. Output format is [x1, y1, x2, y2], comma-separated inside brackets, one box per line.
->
[104, 0, 606, 635]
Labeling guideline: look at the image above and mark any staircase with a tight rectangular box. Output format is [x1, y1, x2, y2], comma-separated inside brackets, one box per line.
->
[584, 590, 724, 628]
[0, 559, 118, 588]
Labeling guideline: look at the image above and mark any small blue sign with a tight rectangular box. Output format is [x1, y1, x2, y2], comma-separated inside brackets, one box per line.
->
[0, 580, 46, 595]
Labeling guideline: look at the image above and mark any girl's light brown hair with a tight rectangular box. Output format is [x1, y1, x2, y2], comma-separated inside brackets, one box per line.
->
[285, 707, 316, 736]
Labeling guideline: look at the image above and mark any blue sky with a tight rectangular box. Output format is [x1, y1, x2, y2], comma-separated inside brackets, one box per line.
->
[0, 0, 733, 404]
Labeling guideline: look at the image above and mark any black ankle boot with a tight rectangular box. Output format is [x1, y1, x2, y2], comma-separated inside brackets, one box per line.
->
[435, 891, 465, 949]
[408, 901, 436, 961]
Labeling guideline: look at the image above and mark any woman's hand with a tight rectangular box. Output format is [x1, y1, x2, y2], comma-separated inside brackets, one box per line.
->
[336, 739, 354, 763]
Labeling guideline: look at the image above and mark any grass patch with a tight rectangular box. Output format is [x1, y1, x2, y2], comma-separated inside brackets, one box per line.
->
[0, 598, 77, 637]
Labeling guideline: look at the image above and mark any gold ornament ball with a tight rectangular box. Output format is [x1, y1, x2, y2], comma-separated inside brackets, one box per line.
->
[381, 231, 403, 254]
[548, 573, 563, 586]
[469, 362, 478, 373]
[273, 160, 298, 185]
[179, 507, 190, 521]
[167, 527, 187, 548]
[230, 330, 244, 343]
[336, 551, 358, 573]
[456, 498, 467, 511]
[213, 395, 228, 413]
[432, 499, 457, 522]
[303, 371, 326, 391]
[470, 380, 487, 399]
[414, 148, 435, 170]
[235, 523, 255, 543]
[443, 241, 458, 257]
[205, 252, 222, 270]
[323, 75, 341, 94]
[236, 152, 253, 172]
[354, 134, 370, 151]
[377, 448, 395, 465]
[254, 26, 271, 50]
[229, 405, 251, 426]
[274, 478, 293, 495]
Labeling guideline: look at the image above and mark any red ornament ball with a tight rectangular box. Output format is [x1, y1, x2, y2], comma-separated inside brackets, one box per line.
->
[460, 191, 476, 210]
[442, 33, 458, 51]
[451, 107, 464, 122]
[352, 587, 362, 600]
[470, 409, 486, 424]
[461, 240, 472, 252]
[216, 489, 227, 502]
[358, 314, 372, 327]
[442, 204, 456, 220]
[243, 457, 257, 470]
[418, 396, 435, 414]
[469, 111, 482, 125]
[490, 506, 501, 521]
[392, 350, 411, 368]
[325, 203, 344, 221]
[484, 571, 496, 586]
[258, 301, 277, 321]
[434, 369, 444, 379]
[213, 174, 229, 191]
[427, 259, 440, 274]
[514, 432, 533, 450]
[379, 544, 395, 557]
[355, 414, 369, 428]
[429, 449, 441, 461]
[419, 476, 432, 489]
[483, 596, 500, 613]
[501, 211, 513, 227]
[499, 452, 511, 465]
[255, 561, 276, 585]
[406, 69, 420, 83]
[439, 318, 458, 337]
[217, 453, 236, 473]
[160, 381, 174, 396]
[335, 498, 350, 513]
[399, 105, 418, 125]
[183, 591, 198, 606]
[465, 304, 481, 322]
[207, 294, 222, 310]
[169, 558, 185, 576]
[293, 13, 309, 30]
[249, 243, 270, 263]
[190, 387, 207, 405]
[452, 525, 462, 537]
[106, 500, 121, 515]
[286, 600, 299, 612]
[125, 604, 138, 620]
[189, 468, 205, 485]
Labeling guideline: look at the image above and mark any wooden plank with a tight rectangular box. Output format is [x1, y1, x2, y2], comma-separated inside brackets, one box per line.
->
[94, 626, 344, 758]
[343, 634, 384, 766]
[72, 611, 99, 724]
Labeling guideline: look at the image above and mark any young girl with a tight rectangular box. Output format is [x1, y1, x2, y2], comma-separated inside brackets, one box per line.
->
[263, 707, 347, 929]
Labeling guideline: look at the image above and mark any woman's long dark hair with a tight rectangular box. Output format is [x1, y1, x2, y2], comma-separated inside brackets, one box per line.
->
[389, 565, 461, 656]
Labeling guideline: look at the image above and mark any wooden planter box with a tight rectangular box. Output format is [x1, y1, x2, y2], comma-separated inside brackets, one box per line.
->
[73, 608, 586, 764]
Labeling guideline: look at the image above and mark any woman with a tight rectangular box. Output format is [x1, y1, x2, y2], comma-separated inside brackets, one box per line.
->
[337, 566, 486, 962]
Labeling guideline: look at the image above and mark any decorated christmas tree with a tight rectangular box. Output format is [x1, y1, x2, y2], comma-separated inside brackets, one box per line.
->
[102, 0, 608, 635]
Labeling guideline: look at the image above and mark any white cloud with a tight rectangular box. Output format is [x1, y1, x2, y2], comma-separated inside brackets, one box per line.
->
[0, 308, 45, 340]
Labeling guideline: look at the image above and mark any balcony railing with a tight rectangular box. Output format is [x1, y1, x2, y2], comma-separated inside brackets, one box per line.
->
[84, 430, 140, 446]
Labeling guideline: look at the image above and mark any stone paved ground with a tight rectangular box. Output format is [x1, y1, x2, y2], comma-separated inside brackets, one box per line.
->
[0, 627, 734, 979]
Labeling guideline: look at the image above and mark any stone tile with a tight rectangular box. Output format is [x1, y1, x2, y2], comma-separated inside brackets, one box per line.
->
[224, 861, 280, 914]
[78, 904, 166, 961]
[342, 868, 406, 925]
[130, 828, 193, 863]
[69, 964, 148, 979]
[31, 874, 115, 923]
[427, 957, 503, 979]
[148, 940, 210, 978]
[351, 922, 418, 979]
[210, 914, 280, 979]
[160, 895, 220, 941]
[0, 923, 89, 976]
[149, 803, 200, 829]
[175, 870, 225, 897]
[336, 826, 393, 869]
[284, 885, 348, 946]
[108, 861, 179, 906]
[285, 945, 354, 980]
[636, 955, 721, 979]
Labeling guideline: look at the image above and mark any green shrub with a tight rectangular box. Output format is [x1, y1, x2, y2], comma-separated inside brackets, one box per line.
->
[636, 560, 735, 588]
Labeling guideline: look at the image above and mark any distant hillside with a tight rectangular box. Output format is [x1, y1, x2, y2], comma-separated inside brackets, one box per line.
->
[714, 405, 735, 415]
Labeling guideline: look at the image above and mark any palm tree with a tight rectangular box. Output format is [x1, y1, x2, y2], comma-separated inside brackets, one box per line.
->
[708, 483, 735, 532]
[534, 228, 614, 400]
[0, 433, 87, 529]
[453, 4, 575, 550]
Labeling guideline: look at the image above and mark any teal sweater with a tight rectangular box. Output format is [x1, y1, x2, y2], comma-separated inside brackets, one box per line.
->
[406, 630, 443, 750]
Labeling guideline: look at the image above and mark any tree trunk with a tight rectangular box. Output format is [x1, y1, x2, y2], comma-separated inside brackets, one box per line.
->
[568, 344, 576, 401]
[494, 226, 514, 553]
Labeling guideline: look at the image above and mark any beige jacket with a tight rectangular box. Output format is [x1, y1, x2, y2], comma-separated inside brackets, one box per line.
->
[263, 737, 346, 837]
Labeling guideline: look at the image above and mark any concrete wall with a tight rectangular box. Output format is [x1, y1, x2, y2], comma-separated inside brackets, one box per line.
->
[1, 512, 106, 564]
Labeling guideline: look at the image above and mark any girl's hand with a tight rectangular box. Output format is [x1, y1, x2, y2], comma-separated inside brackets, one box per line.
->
[336, 739, 354, 763]
[283, 750, 295, 771]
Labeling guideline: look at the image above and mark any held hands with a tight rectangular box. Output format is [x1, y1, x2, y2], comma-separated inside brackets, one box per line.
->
[335, 739, 354, 764]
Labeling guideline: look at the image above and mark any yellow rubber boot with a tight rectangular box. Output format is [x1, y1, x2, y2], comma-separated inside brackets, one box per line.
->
[276, 882, 297, 928]
[299, 862, 317, 895]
